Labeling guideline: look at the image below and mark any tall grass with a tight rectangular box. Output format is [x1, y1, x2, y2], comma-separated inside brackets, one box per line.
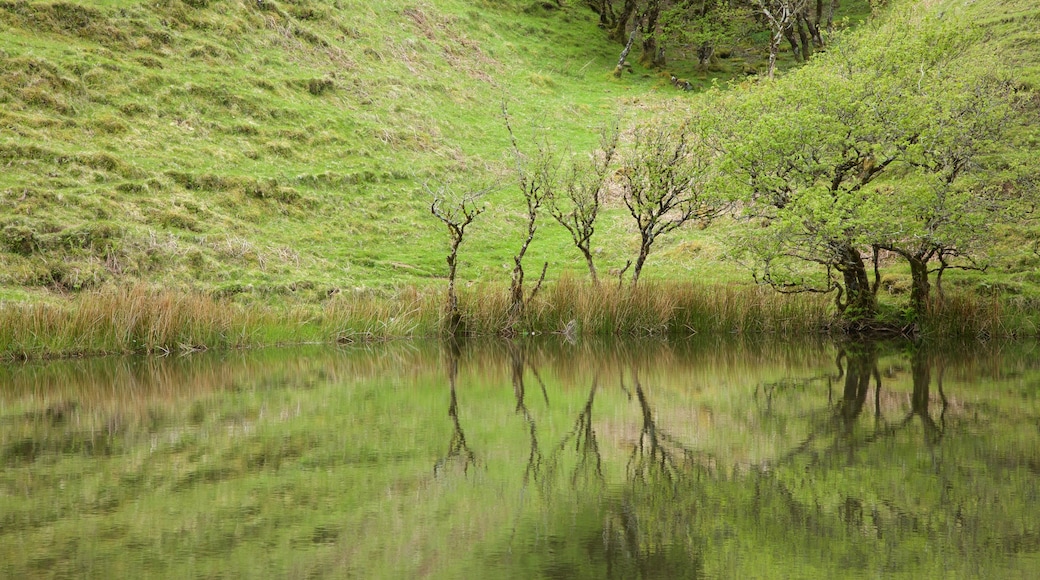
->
[0, 285, 447, 359]
[318, 287, 441, 342]
[454, 276, 832, 336]
[2, 282, 1036, 360]
[922, 292, 1040, 339]
[0, 285, 266, 358]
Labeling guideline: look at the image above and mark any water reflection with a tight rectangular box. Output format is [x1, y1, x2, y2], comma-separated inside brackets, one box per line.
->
[435, 339, 476, 477]
[548, 376, 603, 487]
[1, 338, 1039, 577]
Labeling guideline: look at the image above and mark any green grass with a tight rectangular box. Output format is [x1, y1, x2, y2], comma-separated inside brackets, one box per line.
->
[0, 0, 873, 295]
[0, 0, 1037, 352]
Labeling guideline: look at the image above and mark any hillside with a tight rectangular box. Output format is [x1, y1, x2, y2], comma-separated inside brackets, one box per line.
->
[0, 0, 875, 304]
[0, 0, 1037, 311]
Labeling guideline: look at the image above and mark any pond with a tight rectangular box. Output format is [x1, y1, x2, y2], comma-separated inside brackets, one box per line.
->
[2, 338, 1039, 578]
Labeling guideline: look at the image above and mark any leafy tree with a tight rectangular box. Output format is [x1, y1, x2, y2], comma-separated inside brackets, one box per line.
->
[713, 4, 1015, 323]
[861, 42, 1015, 318]
[607, 0, 752, 71]
[845, 10, 1016, 318]
[754, 0, 811, 78]
[638, 0, 666, 67]
[868, 77, 1014, 317]
[659, 0, 752, 68]
[711, 65, 894, 319]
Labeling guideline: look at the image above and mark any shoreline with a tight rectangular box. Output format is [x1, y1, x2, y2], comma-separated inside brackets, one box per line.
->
[1, 282, 1035, 362]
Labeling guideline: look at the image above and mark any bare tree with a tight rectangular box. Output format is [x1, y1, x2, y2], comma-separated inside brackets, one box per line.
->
[429, 181, 490, 332]
[547, 119, 620, 286]
[503, 104, 560, 323]
[619, 119, 724, 285]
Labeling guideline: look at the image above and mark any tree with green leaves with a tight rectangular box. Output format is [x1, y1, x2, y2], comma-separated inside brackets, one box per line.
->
[659, 0, 752, 68]
[712, 3, 1018, 324]
[711, 65, 894, 320]
[864, 59, 1015, 317]
[605, 0, 754, 70]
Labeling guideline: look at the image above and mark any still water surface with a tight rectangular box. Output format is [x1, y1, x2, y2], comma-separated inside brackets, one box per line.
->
[1, 338, 1039, 578]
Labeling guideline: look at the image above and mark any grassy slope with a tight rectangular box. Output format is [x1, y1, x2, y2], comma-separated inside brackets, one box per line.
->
[0, 0, 876, 304]
[0, 0, 1036, 313]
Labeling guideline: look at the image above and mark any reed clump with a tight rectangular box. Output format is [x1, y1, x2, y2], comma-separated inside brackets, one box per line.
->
[922, 293, 1040, 339]
[319, 287, 441, 342]
[3, 282, 1036, 360]
[0, 285, 271, 358]
[453, 277, 833, 336]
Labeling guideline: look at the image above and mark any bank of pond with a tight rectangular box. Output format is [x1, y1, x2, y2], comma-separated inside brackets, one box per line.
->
[1, 337, 1038, 577]
[1, 282, 1037, 360]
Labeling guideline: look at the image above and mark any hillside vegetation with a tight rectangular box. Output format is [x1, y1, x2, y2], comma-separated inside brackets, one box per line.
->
[0, 0, 705, 298]
[1, 0, 1039, 350]
[0, 0, 873, 301]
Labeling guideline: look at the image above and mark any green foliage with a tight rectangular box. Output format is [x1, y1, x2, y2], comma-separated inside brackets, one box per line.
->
[711, 0, 1035, 321]
[659, 0, 753, 66]
[0, 0, 1037, 341]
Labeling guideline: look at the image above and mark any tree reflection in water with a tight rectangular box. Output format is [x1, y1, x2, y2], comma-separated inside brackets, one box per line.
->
[481, 340, 1036, 578]
[546, 376, 604, 487]
[4, 339, 1037, 578]
[509, 341, 547, 487]
[434, 338, 477, 477]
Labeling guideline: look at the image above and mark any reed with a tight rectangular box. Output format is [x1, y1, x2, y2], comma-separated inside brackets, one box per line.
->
[922, 292, 1040, 339]
[2, 282, 1035, 360]
[318, 287, 441, 342]
[0, 285, 275, 358]
[454, 277, 833, 336]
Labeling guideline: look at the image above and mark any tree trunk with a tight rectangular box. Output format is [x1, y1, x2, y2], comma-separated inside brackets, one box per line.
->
[510, 255, 526, 319]
[639, 0, 664, 67]
[581, 247, 600, 286]
[610, 0, 638, 43]
[768, 33, 780, 79]
[796, 13, 813, 61]
[446, 243, 461, 331]
[586, 0, 616, 28]
[631, 239, 652, 286]
[836, 243, 877, 319]
[810, 0, 824, 45]
[640, 36, 665, 67]
[783, 25, 800, 61]
[827, 0, 839, 32]
[908, 255, 930, 319]
[614, 16, 640, 77]
[697, 42, 715, 67]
